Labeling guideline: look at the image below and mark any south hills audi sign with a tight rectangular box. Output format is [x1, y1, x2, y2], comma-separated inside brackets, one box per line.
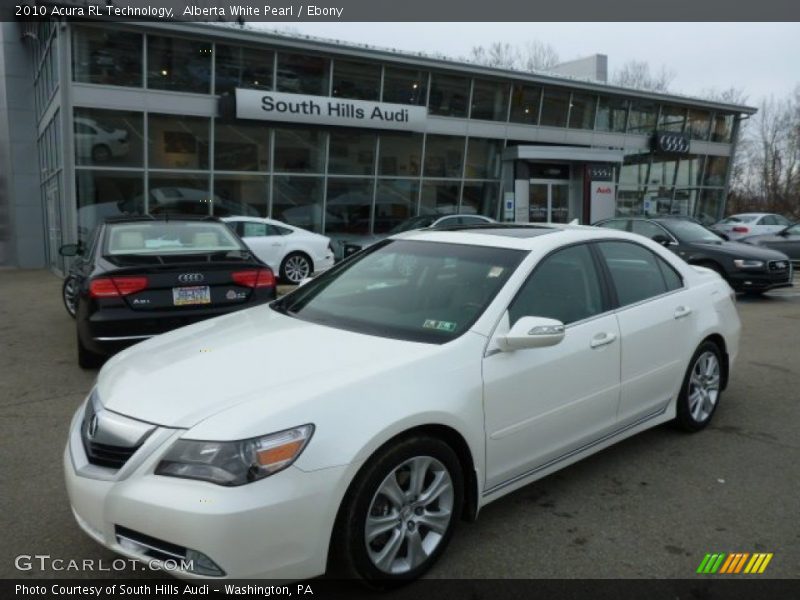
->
[235, 89, 428, 132]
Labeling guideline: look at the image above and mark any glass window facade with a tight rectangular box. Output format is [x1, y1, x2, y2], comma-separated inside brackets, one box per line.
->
[539, 89, 570, 127]
[596, 97, 628, 133]
[277, 53, 329, 95]
[214, 120, 270, 172]
[74, 108, 143, 168]
[509, 84, 541, 125]
[72, 27, 142, 87]
[147, 35, 212, 93]
[332, 60, 381, 100]
[424, 135, 465, 178]
[471, 79, 509, 121]
[568, 93, 597, 130]
[214, 45, 273, 97]
[382, 67, 427, 105]
[48, 23, 747, 273]
[148, 114, 210, 170]
[429, 73, 469, 118]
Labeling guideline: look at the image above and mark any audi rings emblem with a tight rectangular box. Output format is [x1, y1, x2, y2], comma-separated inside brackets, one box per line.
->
[178, 273, 205, 283]
[653, 132, 690, 154]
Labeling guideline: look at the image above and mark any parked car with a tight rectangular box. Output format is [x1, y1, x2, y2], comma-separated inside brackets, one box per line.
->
[336, 213, 496, 260]
[741, 222, 800, 265]
[65, 224, 740, 583]
[712, 213, 792, 241]
[223, 217, 335, 284]
[594, 216, 794, 295]
[60, 215, 276, 368]
[74, 116, 129, 163]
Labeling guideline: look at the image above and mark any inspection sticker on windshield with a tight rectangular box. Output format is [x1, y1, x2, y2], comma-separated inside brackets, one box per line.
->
[487, 266, 505, 278]
[423, 319, 457, 332]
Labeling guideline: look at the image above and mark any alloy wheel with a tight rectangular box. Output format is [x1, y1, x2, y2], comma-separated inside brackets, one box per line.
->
[284, 255, 311, 284]
[364, 456, 454, 575]
[63, 278, 78, 317]
[688, 351, 720, 423]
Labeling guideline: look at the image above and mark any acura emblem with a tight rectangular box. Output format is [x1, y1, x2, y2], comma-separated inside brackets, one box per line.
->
[87, 414, 99, 439]
[178, 273, 204, 283]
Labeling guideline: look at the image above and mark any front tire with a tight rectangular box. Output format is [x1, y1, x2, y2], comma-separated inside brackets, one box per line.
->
[280, 252, 312, 284]
[675, 341, 723, 432]
[330, 436, 463, 586]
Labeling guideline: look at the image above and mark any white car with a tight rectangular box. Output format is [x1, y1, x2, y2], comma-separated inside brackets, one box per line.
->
[713, 213, 792, 240]
[64, 224, 740, 583]
[74, 117, 129, 162]
[223, 217, 334, 284]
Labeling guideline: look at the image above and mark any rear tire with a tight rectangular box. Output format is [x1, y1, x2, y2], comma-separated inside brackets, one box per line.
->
[280, 252, 312, 284]
[77, 333, 104, 369]
[329, 435, 463, 587]
[675, 341, 723, 432]
[62, 277, 78, 318]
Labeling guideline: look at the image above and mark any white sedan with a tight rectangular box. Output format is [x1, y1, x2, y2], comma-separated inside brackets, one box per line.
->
[713, 212, 792, 240]
[64, 224, 740, 583]
[223, 217, 334, 284]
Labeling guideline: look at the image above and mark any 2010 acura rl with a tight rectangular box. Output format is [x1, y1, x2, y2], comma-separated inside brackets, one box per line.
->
[64, 224, 740, 584]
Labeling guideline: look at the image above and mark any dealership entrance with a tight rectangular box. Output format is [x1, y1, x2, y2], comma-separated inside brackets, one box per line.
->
[528, 180, 570, 223]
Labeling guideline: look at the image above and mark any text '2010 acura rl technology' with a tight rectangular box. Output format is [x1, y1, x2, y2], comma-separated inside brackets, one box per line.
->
[60, 216, 276, 368]
[64, 224, 740, 584]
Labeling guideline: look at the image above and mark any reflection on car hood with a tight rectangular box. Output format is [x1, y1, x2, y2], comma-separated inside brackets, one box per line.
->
[95, 305, 436, 428]
[692, 240, 789, 260]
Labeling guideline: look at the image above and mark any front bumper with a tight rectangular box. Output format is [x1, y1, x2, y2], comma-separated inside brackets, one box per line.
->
[64, 402, 348, 580]
[728, 265, 793, 292]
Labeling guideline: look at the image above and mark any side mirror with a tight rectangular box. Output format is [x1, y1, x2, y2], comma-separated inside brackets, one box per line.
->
[652, 234, 672, 246]
[498, 316, 565, 351]
[59, 243, 81, 257]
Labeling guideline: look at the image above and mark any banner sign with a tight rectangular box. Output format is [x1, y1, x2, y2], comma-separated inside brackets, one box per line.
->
[235, 89, 428, 132]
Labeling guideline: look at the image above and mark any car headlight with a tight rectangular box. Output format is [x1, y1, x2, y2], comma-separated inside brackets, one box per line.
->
[155, 424, 314, 486]
[733, 259, 765, 269]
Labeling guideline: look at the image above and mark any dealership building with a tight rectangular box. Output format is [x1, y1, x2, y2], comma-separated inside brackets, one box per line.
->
[0, 17, 757, 271]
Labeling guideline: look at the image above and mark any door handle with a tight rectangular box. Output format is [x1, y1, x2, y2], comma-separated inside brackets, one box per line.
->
[674, 305, 692, 319]
[590, 332, 617, 349]
[271, 243, 281, 247]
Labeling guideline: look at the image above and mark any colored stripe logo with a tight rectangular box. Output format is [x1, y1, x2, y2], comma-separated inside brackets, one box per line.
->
[696, 552, 773, 574]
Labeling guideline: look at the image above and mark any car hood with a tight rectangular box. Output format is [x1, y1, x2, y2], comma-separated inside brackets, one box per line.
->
[95, 305, 438, 428]
[690, 240, 789, 260]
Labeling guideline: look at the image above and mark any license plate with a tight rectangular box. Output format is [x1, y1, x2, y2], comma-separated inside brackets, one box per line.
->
[172, 285, 211, 306]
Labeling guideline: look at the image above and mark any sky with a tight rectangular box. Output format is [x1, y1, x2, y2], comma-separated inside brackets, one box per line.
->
[249, 22, 800, 106]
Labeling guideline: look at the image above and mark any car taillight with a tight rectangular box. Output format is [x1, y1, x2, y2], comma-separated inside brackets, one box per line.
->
[732, 226, 749, 233]
[232, 268, 275, 288]
[89, 276, 148, 298]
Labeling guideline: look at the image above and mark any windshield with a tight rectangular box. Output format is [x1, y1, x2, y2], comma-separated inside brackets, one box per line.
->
[273, 239, 525, 343]
[105, 221, 245, 255]
[660, 220, 724, 243]
[387, 215, 438, 234]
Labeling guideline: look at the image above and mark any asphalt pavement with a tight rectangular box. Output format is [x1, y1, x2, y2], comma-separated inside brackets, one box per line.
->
[0, 269, 798, 580]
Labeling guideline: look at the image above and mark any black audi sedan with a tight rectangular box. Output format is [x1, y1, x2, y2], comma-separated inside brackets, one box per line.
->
[594, 216, 793, 294]
[60, 216, 277, 368]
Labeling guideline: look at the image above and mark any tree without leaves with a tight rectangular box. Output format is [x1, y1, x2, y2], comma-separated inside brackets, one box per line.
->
[467, 41, 560, 72]
[611, 60, 675, 92]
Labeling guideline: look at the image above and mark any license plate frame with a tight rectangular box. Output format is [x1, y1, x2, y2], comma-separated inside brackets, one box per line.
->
[172, 285, 211, 306]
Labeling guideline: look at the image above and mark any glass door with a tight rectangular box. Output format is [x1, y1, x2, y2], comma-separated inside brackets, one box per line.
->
[528, 180, 571, 223]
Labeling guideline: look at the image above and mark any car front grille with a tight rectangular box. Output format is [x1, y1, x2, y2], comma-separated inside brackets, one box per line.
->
[83, 440, 141, 469]
[80, 391, 154, 470]
[768, 260, 789, 272]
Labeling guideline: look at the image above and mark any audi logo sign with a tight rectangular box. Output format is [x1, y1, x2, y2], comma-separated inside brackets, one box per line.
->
[178, 273, 205, 283]
[652, 132, 691, 155]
